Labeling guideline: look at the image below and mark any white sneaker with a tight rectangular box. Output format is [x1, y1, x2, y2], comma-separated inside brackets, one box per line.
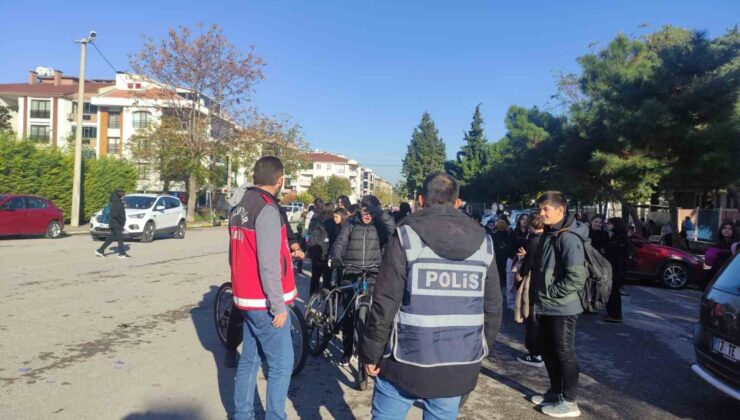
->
[95, 250, 104, 257]
[118, 254, 131, 259]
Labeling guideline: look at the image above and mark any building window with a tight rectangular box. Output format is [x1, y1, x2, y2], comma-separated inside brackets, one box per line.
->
[137, 162, 150, 180]
[72, 102, 98, 120]
[108, 137, 121, 154]
[109, 112, 121, 129]
[326, 164, 332, 170]
[315, 163, 321, 170]
[30, 100, 51, 119]
[132, 111, 152, 129]
[338, 165, 345, 174]
[29, 125, 50, 142]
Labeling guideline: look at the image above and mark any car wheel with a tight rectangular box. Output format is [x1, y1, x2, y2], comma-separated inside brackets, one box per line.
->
[45, 220, 62, 239]
[660, 262, 689, 289]
[174, 220, 186, 239]
[140, 221, 155, 243]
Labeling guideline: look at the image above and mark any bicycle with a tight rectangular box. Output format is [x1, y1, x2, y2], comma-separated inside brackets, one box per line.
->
[214, 281, 308, 377]
[304, 263, 378, 391]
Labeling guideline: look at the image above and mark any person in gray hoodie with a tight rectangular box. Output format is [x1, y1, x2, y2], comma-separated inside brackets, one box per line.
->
[360, 172, 501, 419]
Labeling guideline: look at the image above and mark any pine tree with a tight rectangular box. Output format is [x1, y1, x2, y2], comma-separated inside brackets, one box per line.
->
[457, 104, 489, 183]
[402, 112, 446, 197]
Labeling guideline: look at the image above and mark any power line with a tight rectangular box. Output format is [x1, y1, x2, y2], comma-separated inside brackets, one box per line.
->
[90, 42, 119, 73]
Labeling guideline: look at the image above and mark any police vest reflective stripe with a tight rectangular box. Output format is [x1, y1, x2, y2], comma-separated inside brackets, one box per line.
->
[387, 225, 494, 368]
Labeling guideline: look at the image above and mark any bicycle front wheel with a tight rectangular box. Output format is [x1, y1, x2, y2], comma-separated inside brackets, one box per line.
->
[289, 305, 308, 376]
[305, 289, 332, 355]
[215, 282, 240, 346]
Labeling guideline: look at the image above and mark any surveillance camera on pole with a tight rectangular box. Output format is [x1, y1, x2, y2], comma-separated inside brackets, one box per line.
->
[70, 31, 96, 227]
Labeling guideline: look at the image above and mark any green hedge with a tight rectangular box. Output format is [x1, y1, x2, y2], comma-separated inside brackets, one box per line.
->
[83, 157, 137, 220]
[0, 132, 137, 222]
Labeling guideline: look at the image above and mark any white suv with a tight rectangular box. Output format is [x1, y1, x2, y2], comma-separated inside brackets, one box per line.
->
[90, 194, 187, 243]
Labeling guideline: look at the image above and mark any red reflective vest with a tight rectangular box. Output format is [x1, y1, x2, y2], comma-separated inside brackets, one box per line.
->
[229, 188, 297, 310]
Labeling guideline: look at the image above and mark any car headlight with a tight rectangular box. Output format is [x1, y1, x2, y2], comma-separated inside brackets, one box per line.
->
[129, 213, 146, 219]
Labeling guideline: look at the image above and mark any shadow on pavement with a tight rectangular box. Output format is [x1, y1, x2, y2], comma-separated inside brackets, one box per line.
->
[191, 285, 238, 418]
[122, 403, 204, 420]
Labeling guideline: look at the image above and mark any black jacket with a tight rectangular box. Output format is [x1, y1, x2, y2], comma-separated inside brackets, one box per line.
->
[520, 232, 543, 278]
[109, 190, 126, 227]
[360, 205, 502, 399]
[330, 211, 395, 273]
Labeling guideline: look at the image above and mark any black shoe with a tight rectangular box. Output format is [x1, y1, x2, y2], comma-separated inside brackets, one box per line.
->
[517, 353, 545, 367]
[603, 316, 622, 323]
[339, 355, 351, 367]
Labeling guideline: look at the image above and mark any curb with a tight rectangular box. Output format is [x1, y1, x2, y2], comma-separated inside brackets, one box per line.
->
[62, 222, 224, 236]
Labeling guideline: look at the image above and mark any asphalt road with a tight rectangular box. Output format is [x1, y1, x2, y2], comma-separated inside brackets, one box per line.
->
[0, 227, 737, 419]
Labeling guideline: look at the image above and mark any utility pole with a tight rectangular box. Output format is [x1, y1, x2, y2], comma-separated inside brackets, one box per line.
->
[70, 31, 96, 226]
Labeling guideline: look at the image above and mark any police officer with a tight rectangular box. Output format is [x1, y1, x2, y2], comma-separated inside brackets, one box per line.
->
[360, 172, 502, 419]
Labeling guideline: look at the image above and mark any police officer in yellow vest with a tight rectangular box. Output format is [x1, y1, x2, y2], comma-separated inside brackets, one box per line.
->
[361, 172, 502, 419]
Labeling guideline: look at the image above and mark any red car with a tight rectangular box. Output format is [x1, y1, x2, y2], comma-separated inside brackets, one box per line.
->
[627, 236, 706, 289]
[0, 194, 64, 239]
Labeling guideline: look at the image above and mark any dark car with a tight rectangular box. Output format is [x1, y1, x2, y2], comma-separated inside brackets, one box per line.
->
[627, 236, 706, 289]
[0, 194, 64, 239]
[692, 253, 739, 401]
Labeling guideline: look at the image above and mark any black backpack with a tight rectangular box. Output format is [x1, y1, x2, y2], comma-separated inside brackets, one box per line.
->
[308, 222, 329, 260]
[555, 229, 613, 312]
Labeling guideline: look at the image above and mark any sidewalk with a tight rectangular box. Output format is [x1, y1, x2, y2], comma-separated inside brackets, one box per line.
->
[63, 222, 222, 236]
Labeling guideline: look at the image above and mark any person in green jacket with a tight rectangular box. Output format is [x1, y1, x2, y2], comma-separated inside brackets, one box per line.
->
[529, 191, 588, 418]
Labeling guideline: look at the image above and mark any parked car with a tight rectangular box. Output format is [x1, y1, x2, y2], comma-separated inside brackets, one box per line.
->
[282, 205, 303, 223]
[692, 253, 739, 401]
[627, 236, 707, 289]
[288, 201, 305, 212]
[0, 194, 64, 239]
[89, 194, 187, 243]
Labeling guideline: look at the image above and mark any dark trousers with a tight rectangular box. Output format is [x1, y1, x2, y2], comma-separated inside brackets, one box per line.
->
[310, 259, 332, 295]
[524, 312, 540, 356]
[537, 314, 580, 402]
[606, 273, 624, 319]
[99, 224, 125, 255]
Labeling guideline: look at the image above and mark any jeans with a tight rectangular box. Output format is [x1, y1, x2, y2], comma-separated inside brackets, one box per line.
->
[98, 224, 125, 255]
[536, 314, 579, 402]
[371, 376, 461, 420]
[234, 310, 293, 420]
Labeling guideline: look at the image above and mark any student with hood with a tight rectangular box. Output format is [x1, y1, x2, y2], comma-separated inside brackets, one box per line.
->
[96, 189, 130, 258]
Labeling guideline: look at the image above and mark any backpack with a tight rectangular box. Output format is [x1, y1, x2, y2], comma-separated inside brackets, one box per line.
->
[308, 221, 330, 260]
[100, 205, 111, 224]
[555, 229, 613, 312]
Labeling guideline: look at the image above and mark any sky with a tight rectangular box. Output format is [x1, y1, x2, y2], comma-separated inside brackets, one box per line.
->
[1, 0, 737, 184]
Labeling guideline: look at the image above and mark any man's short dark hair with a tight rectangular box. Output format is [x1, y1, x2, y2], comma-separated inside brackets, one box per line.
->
[536, 191, 567, 209]
[421, 172, 459, 206]
[252, 156, 284, 186]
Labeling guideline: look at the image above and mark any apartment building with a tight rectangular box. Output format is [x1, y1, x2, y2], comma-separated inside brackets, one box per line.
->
[0, 68, 226, 191]
[0, 68, 114, 148]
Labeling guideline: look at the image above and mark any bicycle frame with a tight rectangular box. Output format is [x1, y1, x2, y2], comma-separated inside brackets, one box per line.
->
[323, 266, 375, 331]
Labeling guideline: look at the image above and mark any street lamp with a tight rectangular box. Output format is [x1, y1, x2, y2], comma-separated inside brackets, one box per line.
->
[70, 31, 96, 227]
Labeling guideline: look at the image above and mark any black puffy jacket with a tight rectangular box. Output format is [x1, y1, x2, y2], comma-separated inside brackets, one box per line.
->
[330, 211, 395, 274]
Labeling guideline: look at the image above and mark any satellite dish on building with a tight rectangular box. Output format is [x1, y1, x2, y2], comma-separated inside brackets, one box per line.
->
[35, 67, 55, 77]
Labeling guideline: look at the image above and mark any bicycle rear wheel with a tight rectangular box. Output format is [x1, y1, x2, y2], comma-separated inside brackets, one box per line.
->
[353, 303, 370, 391]
[305, 289, 332, 355]
[289, 305, 308, 376]
[215, 282, 239, 346]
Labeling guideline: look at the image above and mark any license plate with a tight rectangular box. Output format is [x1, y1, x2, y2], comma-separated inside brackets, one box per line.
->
[712, 337, 738, 362]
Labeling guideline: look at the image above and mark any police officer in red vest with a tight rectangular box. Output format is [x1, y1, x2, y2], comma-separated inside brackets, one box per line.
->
[229, 156, 299, 420]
